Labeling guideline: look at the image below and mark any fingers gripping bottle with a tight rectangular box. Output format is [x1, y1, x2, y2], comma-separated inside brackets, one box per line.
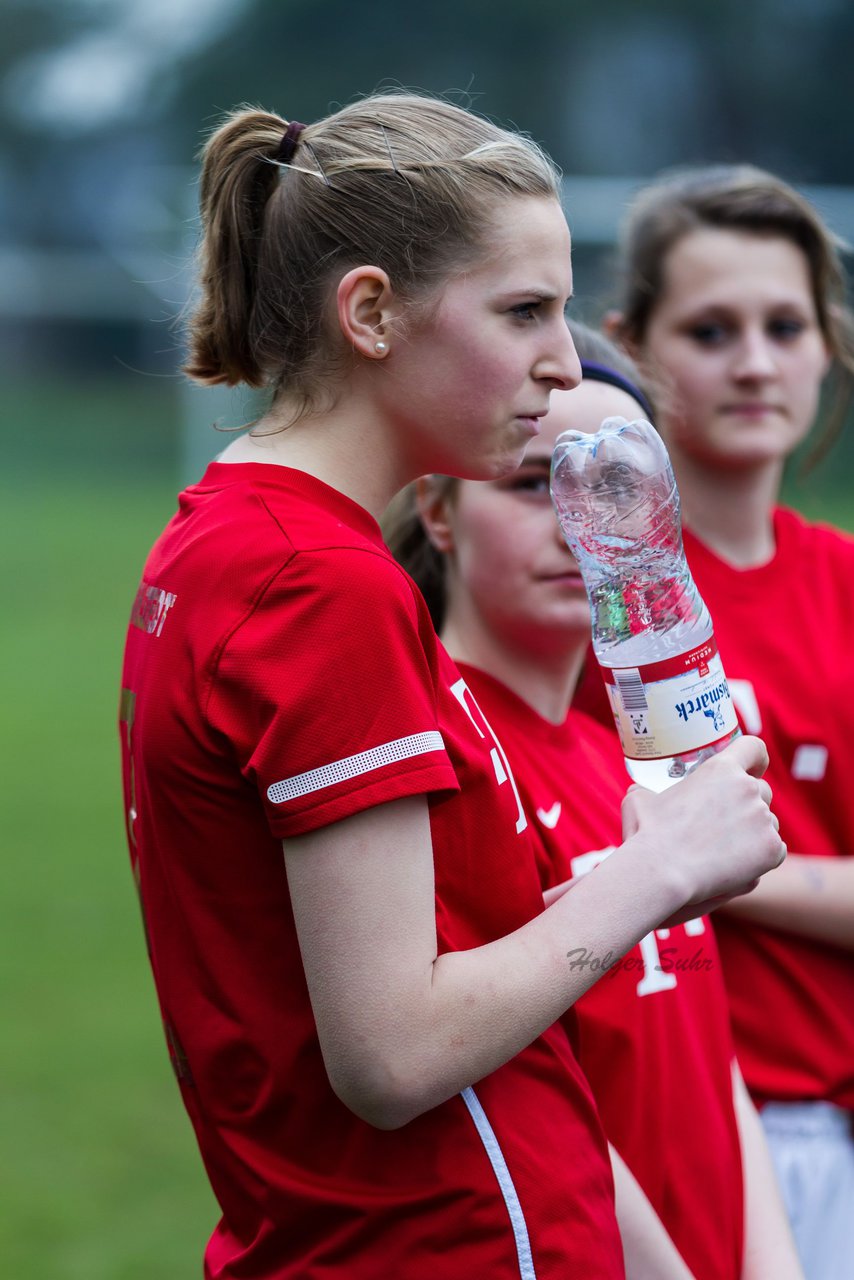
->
[550, 417, 739, 792]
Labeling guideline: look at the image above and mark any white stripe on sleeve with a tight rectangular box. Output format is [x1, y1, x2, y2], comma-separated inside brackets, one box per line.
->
[266, 731, 446, 805]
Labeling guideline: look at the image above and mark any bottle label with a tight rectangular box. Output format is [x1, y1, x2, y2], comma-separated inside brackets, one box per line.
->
[600, 638, 738, 761]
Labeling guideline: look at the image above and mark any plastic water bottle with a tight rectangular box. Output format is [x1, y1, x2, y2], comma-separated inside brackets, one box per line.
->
[550, 417, 739, 792]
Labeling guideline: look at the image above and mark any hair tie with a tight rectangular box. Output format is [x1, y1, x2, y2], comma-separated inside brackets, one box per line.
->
[276, 120, 306, 165]
[580, 360, 656, 424]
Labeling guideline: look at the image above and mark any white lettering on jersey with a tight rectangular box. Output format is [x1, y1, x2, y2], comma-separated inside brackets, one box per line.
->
[130, 581, 178, 637]
[792, 744, 828, 781]
[449, 677, 527, 834]
[636, 930, 678, 996]
[729, 679, 762, 734]
[491, 749, 508, 785]
[536, 802, 562, 829]
[569, 847, 616, 879]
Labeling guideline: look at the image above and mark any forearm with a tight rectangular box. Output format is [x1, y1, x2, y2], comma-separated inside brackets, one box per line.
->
[312, 828, 687, 1129]
[286, 744, 783, 1129]
[610, 1145, 696, 1280]
[422, 840, 686, 1093]
[733, 1062, 804, 1280]
[720, 854, 854, 949]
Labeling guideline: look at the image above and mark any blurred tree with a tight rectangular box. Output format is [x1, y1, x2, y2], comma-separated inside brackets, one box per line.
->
[1, 0, 853, 238]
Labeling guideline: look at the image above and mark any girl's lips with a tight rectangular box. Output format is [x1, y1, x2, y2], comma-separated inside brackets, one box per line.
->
[517, 415, 543, 435]
[722, 402, 782, 416]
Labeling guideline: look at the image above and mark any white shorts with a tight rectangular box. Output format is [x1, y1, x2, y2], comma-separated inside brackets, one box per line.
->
[761, 1100, 854, 1280]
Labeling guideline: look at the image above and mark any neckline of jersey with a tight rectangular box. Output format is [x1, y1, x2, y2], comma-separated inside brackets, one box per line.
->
[195, 460, 386, 548]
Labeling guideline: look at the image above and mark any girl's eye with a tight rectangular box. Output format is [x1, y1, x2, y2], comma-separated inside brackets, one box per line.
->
[768, 317, 807, 340]
[508, 473, 550, 494]
[687, 322, 729, 346]
[510, 302, 541, 321]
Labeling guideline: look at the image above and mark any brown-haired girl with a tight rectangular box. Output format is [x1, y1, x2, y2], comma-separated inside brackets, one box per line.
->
[603, 164, 854, 1280]
[119, 102, 784, 1280]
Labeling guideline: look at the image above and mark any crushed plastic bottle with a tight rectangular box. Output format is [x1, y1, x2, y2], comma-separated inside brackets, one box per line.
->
[550, 416, 739, 791]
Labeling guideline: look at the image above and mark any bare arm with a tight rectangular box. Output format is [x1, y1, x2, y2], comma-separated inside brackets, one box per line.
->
[284, 737, 783, 1129]
[609, 1145, 696, 1280]
[544, 850, 738, 926]
[733, 1061, 804, 1280]
[720, 853, 854, 950]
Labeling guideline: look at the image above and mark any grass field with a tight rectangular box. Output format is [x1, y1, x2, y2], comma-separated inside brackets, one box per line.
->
[2, 372, 853, 1277]
[1, 478, 217, 1278]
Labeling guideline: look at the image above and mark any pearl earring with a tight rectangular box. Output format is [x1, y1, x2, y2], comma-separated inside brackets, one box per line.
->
[374, 340, 388, 354]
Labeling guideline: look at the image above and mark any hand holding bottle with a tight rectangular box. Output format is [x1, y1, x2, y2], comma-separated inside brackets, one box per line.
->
[620, 733, 785, 921]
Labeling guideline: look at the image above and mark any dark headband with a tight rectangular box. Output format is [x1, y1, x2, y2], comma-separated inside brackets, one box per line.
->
[276, 120, 306, 165]
[580, 360, 656, 424]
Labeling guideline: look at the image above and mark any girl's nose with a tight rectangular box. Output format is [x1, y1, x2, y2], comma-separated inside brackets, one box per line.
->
[732, 329, 778, 380]
[540, 321, 582, 391]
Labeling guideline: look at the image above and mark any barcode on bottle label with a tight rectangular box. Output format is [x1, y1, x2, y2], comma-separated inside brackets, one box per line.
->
[614, 669, 648, 712]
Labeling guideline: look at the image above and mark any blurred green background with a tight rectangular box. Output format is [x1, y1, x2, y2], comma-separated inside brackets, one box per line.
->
[3, 0, 854, 1275]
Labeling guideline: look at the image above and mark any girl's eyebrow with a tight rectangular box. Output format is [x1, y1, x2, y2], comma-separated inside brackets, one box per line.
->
[499, 287, 572, 304]
[674, 302, 734, 318]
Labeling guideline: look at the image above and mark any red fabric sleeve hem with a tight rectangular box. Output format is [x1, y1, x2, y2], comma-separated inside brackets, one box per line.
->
[266, 760, 460, 838]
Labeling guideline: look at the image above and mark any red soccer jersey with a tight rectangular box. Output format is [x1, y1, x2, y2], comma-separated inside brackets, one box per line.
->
[459, 664, 745, 1280]
[119, 462, 624, 1280]
[683, 509, 854, 1111]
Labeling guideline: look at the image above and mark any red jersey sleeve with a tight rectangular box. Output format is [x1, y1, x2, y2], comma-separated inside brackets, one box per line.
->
[207, 545, 459, 837]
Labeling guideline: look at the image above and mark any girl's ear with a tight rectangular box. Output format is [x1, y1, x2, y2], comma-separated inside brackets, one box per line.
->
[336, 265, 396, 358]
[602, 309, 623, 339]
[603, 308, 640, 359]
[415, 476, 456, 553]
